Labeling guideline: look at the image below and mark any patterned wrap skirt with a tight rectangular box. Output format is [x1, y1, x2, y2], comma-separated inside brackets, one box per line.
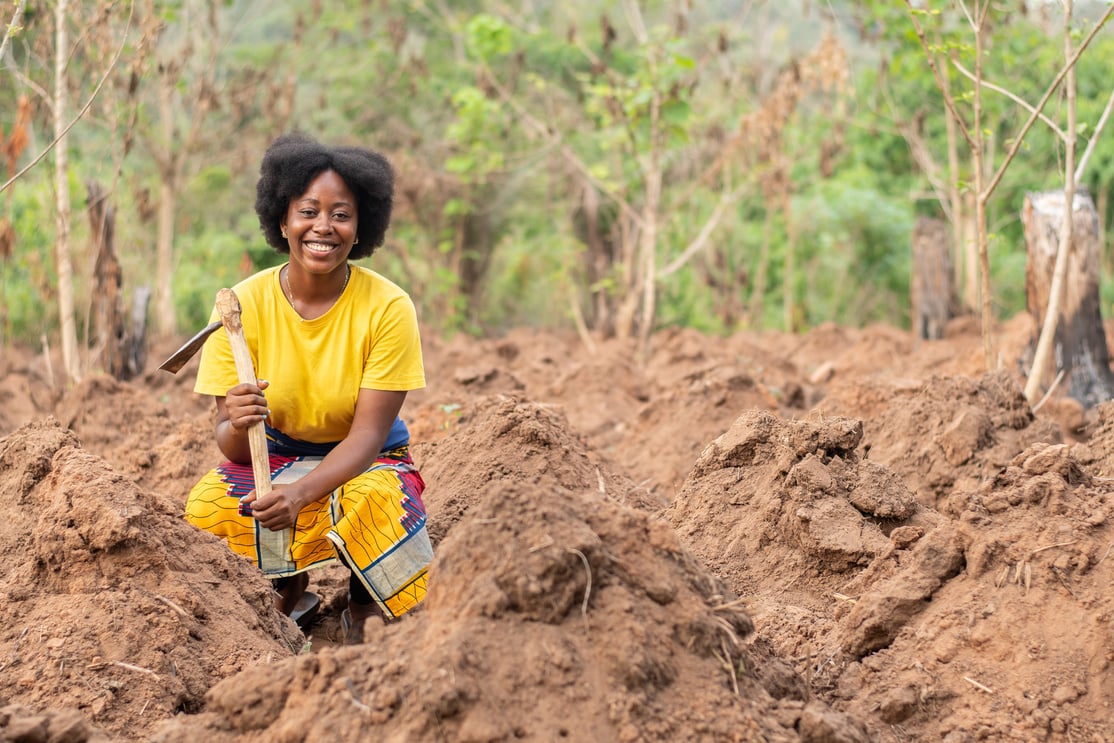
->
[185, 447, 432, 619]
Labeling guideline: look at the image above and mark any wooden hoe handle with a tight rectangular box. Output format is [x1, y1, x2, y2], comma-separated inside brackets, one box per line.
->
[215, 288, 272, 499]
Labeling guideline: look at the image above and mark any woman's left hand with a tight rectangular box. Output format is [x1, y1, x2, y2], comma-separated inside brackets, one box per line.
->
[244, 484, 307, 531]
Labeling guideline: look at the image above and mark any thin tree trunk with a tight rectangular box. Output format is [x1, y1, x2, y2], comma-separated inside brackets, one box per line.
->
[614, 222, 639, 340]
[53, 0, 80, 383]
[943, 64, 970, 311]
[961, 192, 979, 312]
[1025, 0, 1083, 404]
[155, 172, 177, 337]
[154, 61, 179, 339]
[637, 161, 661, 351]
[973, 0, 994, 369]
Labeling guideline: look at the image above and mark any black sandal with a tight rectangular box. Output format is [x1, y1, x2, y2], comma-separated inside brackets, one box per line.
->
[290, 591, 320, 630]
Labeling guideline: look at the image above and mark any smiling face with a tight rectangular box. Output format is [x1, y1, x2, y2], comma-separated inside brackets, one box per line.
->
[280, 169, 359, 277]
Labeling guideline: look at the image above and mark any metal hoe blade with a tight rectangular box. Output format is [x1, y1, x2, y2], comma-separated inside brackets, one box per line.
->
[158, 320, 223, 374]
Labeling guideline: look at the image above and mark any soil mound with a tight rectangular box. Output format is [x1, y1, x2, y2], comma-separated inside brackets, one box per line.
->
[0, 354, 54, 439]
[827, 440, 1114, 740]
[627, 328, 784, 498]
[414, 329, 788, 502]
[152, 397, 871, 743]
[53, 374, 217, 500]
[411, 332, 658, 492]
[0, 419, 302, 740]
[666, 408, 946, 663]
[0, 703, 109, 743]
[416, 394, 656, 543]
[1073, 399, 1114, 476]
[668, 394, 1114, 740]
[819, 369, 1062, 508]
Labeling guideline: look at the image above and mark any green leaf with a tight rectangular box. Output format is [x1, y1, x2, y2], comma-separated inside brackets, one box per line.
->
[662, 100, 690, 126]
[445, 154, 475, 174]
[465, 14, 513, 61]
[443, 198, 470, 217]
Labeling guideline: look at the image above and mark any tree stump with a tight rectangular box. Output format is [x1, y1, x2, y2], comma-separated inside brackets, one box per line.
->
[88, 181, 147, 380]
[910, 216, 956, 341]
[1023, 189, 1114, 408]
[128, 286, 151, 378]
[88, 181, 126, 377]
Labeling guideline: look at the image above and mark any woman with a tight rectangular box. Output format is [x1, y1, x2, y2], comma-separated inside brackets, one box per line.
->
[185, 133, 431, 644]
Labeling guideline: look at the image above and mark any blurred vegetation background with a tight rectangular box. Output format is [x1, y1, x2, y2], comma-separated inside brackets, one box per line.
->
[2, 0, 1114, 369]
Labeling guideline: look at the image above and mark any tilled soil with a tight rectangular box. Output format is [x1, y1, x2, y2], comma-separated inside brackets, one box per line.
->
[2, 313, 1112, 742]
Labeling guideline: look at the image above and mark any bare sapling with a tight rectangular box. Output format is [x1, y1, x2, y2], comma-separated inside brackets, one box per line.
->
[904, 0, 1114, 374]
[1024, 0, 1079, 404]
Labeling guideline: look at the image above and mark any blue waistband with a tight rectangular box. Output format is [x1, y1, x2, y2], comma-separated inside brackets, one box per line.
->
[265, 416, 410, 457]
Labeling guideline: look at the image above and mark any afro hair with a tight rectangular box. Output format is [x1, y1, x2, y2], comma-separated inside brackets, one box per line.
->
[254, 133, 394, 259]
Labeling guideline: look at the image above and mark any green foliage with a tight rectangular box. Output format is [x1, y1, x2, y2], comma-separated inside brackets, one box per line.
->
[480, 220, 582, 333]
[0, 188, 57, 342]
[172, 229, 255, 331]
[7, 0, 1114, 351]
[795, 167, 914, 327]
[464, 14, 514, 61]
[445, 86, 507, 180]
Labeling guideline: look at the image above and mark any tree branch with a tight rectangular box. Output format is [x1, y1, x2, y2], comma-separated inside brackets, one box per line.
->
[951, 59, 1066, 142]
[976, 0, 992, 29]
[881, 77, 954, 224]
[481, 64, 645, 231]
[956, 0, 976, 29]
[1075, 86, 1114, 186]
[0, 0, 27, 62]
[658, 183, 747, 278]
[3, 57, 52, 112]
[0, 0, 135, 196]
[983, 2, 1114, 198]
[622, 0, 649, 45]
[903, 2, 975, 148]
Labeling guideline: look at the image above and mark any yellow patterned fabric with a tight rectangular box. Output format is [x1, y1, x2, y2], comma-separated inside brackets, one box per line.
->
[185, 450, 432, 619]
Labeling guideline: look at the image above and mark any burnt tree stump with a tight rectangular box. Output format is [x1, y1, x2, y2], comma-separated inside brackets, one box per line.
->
[1023, 189, 1114, 408]
[88, 181, 147, 380]
[911, 216, 956, 341]
[128, 286, 151, 378]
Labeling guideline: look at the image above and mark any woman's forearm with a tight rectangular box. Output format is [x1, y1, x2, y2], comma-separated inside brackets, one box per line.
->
[286, 434, 384, 506]
[215, 418, 254, 464]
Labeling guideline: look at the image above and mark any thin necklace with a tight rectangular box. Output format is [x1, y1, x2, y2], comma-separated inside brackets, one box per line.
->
[281, 263, 350, 310]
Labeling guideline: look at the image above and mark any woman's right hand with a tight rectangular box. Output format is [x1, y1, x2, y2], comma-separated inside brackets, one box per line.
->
[224, 379, 270, 431]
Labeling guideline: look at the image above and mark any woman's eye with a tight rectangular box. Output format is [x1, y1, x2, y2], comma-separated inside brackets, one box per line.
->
[300, 210, 316, 217]
[333, 212, 350, 221]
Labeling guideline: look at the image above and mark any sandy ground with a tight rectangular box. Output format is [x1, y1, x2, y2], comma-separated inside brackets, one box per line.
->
[2, 311, 1114, 742]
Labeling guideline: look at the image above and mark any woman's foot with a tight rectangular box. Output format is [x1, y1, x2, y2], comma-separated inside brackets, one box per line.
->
[342, 599, 384, 645]
[274, 572, 309, 616]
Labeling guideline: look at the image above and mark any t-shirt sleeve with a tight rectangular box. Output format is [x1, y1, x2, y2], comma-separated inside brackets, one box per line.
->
[362, 294, 425, 391]
[193, 305, 241, 397]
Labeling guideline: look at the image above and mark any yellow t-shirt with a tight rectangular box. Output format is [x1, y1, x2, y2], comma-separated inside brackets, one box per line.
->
[194, 264, 425, 446]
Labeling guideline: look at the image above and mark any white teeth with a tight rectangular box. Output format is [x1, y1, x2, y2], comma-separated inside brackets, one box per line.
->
[305, 242, 334, 253]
